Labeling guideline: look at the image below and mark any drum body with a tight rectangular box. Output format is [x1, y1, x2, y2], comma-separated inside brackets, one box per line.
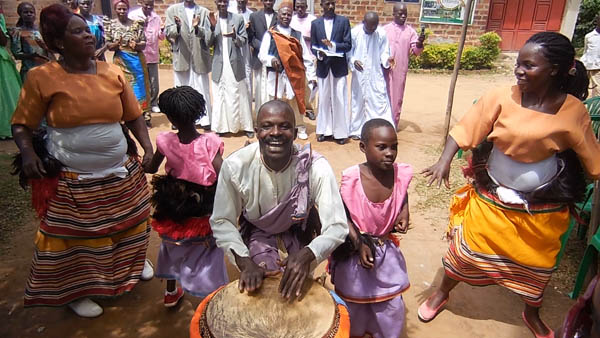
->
[190, 276, 350, 338]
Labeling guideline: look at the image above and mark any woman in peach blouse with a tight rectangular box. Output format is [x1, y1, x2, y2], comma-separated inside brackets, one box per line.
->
[11, 4, 154, 318]
[419, 32, 600, 338]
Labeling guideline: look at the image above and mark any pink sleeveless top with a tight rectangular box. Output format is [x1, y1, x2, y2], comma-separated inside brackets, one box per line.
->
[340, 163, 413, 236]
[156, 132, 224, 186]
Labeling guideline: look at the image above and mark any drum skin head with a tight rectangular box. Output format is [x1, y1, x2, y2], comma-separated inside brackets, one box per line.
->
[206, 276, 337, 338]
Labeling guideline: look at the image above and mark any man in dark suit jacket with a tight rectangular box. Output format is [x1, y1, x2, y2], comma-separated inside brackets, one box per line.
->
[248, 0, 277, 113]
[310, 0, 351, 144]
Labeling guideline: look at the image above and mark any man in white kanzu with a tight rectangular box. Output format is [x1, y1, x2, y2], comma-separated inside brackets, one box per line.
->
[290, 0, 317, 120]
[258, 2, 316, 140]
[581, 15, 600, 97]
[210, 100, 348, 299]
[164, 0, 213, 128]
[348, 12, 394, 140]
[248, 0, 278, 117]
[228, 0, 253, 98]
[310, 0, 352, 145]
[207, 0, 254, 138]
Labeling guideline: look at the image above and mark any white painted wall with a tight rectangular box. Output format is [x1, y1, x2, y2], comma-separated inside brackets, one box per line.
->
[560, 0, 583, 39]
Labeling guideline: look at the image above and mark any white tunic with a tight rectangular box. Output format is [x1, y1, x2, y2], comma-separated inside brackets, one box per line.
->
[348, 24, 394, 136]
[257, 25, 316, 100]
[212, 17, 253, 134]
[582, 29, 600, 71]
[210, 142, 349, 265]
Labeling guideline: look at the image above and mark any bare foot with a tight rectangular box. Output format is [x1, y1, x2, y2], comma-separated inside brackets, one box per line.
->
[426, 290, 448, 308]
[523, 307, 550, 336]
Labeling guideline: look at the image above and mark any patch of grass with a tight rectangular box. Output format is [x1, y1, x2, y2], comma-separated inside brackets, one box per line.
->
[414, 144, 469, 212]
[0, 154, 33, 253]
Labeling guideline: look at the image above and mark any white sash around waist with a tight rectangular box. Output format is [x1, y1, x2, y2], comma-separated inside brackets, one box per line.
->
[46, 123, 129, 179]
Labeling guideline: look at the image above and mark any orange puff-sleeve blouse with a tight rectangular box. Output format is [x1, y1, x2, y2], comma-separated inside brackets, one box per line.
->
[449, 86, 600, 179]
[11, 61, 142, 129]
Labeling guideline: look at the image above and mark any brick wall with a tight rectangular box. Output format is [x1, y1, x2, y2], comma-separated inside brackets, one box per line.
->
[4, 0, 490, 46]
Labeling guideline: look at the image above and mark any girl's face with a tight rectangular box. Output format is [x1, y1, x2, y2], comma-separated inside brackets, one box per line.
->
[360, 126, 398, 171]
[19, 4, 36, 25]
[514, 43, 557, 94]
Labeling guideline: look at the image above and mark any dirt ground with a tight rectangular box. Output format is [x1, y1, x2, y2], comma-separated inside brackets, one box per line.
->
[0, 70, 578, 338]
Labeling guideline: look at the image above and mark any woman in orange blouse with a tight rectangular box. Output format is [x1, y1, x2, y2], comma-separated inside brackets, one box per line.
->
[418, 32, 600, 338]
[11, 4, 154, 318]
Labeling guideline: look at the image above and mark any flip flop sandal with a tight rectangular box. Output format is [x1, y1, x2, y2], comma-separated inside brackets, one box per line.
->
[521, 311, 554, 338]
[417, 296, 448, 322]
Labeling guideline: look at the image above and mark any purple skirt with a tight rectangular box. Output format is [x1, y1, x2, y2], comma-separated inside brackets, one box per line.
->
[330, 240, 409, 338]
[155, 237, 228, 297]
[331, 239, 409, 302]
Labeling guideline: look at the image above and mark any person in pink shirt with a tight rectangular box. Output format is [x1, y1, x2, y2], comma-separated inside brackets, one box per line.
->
[144, 86, 228, 307]
[290, 0, 317, 120]
[329, 118, 412, 338]
[383, 3, 425, 128]
[129, 0, 165, 115]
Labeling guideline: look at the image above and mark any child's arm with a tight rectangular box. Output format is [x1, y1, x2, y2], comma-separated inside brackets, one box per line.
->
[394, 193, 410, 233]
[344, 204, 374, 269]
[144, 149, 164, 173]
[211, 153, 223, 176]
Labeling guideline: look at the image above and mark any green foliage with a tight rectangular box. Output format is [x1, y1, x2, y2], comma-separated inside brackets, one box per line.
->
[409, 31, 501, 70]
[573, 0, 600, 49]
[159, 39, 172, 65]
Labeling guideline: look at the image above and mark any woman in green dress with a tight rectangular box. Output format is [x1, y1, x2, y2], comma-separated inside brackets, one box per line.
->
[0, 7, 22, 139]
[10, 2, 55, 81]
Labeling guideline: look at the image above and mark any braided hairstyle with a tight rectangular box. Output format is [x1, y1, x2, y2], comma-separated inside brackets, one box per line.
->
[525, 32, 589, 101]
[16, 2, 34, 27]
[158, 86, 206, 126]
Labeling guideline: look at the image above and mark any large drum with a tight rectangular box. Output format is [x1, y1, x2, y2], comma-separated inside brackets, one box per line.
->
[190, 276, 350, 338]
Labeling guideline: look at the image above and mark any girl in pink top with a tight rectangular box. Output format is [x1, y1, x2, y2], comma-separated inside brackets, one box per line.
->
[329, 118, 412, 338]
[144, 86, 227, 307]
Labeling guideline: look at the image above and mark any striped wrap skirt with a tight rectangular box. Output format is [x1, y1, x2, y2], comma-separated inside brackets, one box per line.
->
[24, 157, 151, 307]
[442, 185, 570, 307]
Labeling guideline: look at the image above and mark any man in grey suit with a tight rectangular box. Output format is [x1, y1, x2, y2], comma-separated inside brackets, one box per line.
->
[248, 0, 277, 115]
[165, 0, 213, 128]
[207, 0, 254, 138]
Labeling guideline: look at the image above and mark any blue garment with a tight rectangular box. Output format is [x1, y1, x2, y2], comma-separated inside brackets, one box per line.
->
[86, 15, 105, 50]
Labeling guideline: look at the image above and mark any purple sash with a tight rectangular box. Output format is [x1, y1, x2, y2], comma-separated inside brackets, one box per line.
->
[242, 144, 322, 270]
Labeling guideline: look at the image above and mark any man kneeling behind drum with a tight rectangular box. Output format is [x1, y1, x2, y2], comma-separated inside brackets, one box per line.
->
[210, 100, 349, 300]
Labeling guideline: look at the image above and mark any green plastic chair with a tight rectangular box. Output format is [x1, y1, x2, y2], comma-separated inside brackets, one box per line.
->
[583, 96, 600, 134]
[567, 97, 600, 298]
[570, 216, 600, 299]
[556, 184, 594, 271]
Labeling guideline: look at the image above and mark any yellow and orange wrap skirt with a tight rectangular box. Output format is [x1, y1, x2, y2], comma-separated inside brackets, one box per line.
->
[443, 185, 570, 307]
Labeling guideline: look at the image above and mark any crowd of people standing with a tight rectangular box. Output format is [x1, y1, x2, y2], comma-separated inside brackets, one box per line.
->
[1, 0, 426, 143]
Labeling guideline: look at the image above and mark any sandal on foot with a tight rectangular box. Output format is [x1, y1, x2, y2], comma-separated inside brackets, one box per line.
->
[68, 298, 103, 318]
[417, 296, 448, 322]
[521, 312, 554, 338]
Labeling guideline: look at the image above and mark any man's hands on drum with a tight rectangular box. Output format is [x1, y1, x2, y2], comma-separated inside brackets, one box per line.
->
[233, 250, 278, 293]
[279, 247, 315, 301]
